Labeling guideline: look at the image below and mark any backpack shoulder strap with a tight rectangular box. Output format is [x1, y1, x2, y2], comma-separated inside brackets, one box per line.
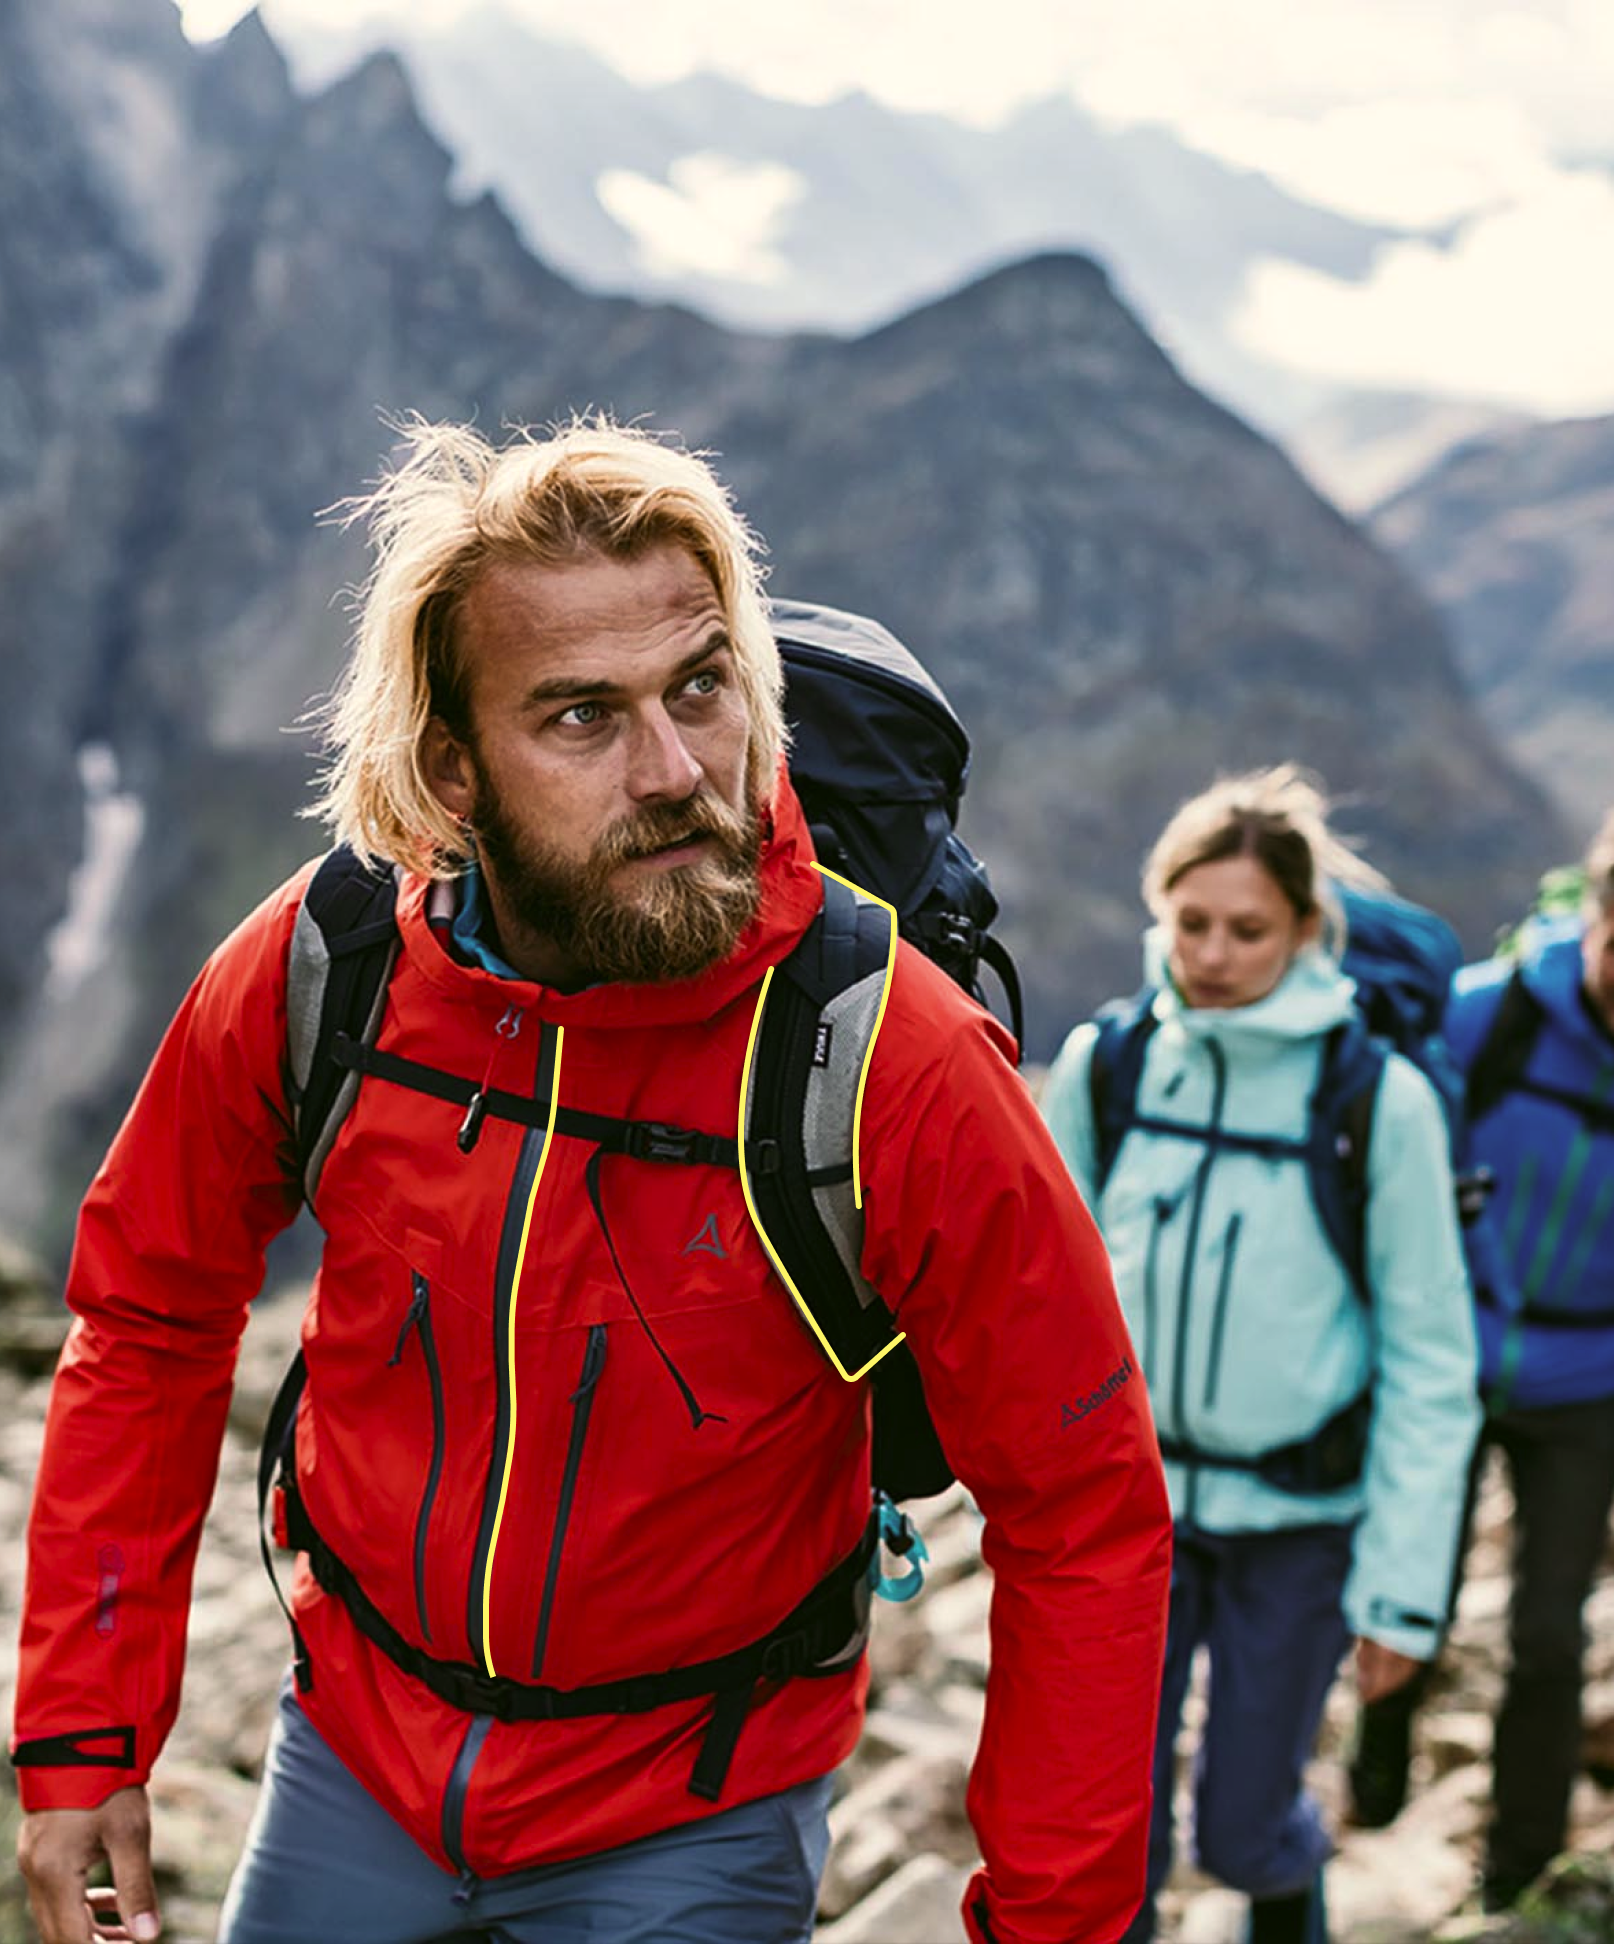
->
[743, 871, 897, 1378]
[1308, 1017, 1387, 1307]
[1087, 993, 1160, 1191]
[286, 845, 401, 1204]
[743, 869, 952, 1501]
[1463, 968, 1546, 1126]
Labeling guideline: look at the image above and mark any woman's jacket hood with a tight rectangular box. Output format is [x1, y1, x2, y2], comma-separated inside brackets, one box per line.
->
[1141, 928, 1361, 1048]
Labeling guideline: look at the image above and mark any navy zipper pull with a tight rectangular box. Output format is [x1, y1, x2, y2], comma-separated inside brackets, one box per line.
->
[389, 1274, 430, 1366]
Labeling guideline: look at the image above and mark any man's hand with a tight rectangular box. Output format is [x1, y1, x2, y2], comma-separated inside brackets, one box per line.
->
[17, 1789, 161, 1943]
[1355, 1637, 1424, 1704]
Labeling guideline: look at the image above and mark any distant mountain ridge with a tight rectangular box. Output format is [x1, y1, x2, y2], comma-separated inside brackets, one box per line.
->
[1372, 412, 1614, 841]
[275, 4, 1403, 436]
[0, 0, 1567, 1263]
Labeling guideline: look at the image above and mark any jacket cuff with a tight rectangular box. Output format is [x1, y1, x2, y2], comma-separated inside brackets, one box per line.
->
[963, 1868, 999, 1943]
[1349, 1592, 1444, 1662]
[13, 1726, 146, 1812]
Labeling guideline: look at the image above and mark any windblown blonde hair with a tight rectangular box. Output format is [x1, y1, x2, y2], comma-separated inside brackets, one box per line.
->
[1143, 764, 1388, 952]
[309, 415, 785, 876]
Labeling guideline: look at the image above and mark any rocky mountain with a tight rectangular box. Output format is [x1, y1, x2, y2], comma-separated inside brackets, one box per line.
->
[0, 0, 1569, 1264]
[1372, 413, 1614, 843]
[276, 3, 1402, 438]
[0, 1, 282, 1029]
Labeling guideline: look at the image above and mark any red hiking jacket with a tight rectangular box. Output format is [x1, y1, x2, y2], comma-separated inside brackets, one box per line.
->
[14, 783, 1169, 1944]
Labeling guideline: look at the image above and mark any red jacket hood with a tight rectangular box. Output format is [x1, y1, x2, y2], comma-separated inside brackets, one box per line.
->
[393, 767, 824, 1031]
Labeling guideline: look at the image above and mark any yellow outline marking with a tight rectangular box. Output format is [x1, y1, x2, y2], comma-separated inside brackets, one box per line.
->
[736, 871, 904, 1383]
[480, 1024, 564, 1677]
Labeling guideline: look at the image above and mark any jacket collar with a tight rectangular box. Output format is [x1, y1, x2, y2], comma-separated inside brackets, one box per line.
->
[395, 766, 824, 1029]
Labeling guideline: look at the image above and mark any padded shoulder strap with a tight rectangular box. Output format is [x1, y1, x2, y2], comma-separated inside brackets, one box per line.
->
[286, 846, 401, 1205]
[744, 872, 899, 1380]
[1088, 994, 1159, 1191]
[1307, 1017, 1386, 1306]
[1463, 968, 1546, 1126]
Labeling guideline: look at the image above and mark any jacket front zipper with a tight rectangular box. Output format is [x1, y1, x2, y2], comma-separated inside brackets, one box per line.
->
[1172, 1039, 1227, 1523]
[1142, 1196, 1173, 1384]
[531, 1324, 609, 1678]
[441, 1712, 493, 1882]
[389, 1271, 447, 1643]
[467, 1017, 562, 1677]
[1202, 1213, 1243, 1411]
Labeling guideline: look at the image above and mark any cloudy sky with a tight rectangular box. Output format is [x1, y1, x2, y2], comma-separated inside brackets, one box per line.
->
[179, 0, 1614, 416]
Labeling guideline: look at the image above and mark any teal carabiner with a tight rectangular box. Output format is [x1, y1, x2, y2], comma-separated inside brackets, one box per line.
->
[868, 1492, 929, 1603]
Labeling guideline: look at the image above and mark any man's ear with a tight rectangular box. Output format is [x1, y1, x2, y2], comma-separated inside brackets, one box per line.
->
[421, 717, 475, 821]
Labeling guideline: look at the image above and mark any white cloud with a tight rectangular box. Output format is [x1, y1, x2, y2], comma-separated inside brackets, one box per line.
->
[1169, 97, 1558, 228]
[596, 155, 805, 285]
[1233, 167, 1614, 413]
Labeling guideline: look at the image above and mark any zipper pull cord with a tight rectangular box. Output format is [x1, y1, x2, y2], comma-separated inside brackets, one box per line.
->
[459, 1006, 524, 1154]
[583, 1145, 727, 1432]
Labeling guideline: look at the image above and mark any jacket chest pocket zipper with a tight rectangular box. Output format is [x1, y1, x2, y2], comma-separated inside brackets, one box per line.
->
[389, 1271, 447, 1643]
[531, 1324, 609, 1679]
[1143, 1197, 1174, 1386]
[1202, 1214, 1243, 1411]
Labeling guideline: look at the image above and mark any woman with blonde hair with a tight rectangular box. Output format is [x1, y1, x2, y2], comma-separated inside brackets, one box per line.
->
[1041, 767, 1480, 1943]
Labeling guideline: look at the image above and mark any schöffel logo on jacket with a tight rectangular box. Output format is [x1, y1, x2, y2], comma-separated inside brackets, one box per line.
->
[1061, 1356, 1134, 1429]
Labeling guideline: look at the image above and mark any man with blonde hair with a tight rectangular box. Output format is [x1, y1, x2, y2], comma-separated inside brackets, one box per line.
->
[13, 417, 1169, 1944]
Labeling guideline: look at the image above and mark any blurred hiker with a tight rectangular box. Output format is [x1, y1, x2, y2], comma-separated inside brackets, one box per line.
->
[10, 415, 1170, 1944]
[1042, 765, 1480, 1944]
[1348, 804, 1614, 1912]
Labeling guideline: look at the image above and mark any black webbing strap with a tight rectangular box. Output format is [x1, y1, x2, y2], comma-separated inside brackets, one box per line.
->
[331, 1034, 781, 1172]
[1476, 1284, 1614, 1328]
[1504, 1077, 1614, 1133]
[283, 1487, 873, 1797]
[1120, 1115, 1313, 1164]
[257, 1350, 314, 1691]
[1157, 1386, 1373, 1495]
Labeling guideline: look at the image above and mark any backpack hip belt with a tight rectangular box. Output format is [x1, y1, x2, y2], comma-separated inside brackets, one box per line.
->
[282, 1469, 875, 1801]
[1157, 1387, 1373, 1496]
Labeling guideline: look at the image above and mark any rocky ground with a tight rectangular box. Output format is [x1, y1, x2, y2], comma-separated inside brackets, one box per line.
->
[3, 1272, 1612, 1944]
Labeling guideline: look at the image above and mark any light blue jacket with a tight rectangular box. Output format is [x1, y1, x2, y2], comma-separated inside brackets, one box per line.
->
[1042, 935, 1481, 1660]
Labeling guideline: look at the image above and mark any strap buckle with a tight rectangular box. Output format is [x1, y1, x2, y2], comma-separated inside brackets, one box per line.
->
[760, 1626, 814, 1681]
[624, 1121, 702, 1164]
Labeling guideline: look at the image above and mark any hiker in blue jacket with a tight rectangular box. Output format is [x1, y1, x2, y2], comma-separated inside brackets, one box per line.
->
[1041, 766, 1480, 1944]
[1348, 803, 1614, 1911]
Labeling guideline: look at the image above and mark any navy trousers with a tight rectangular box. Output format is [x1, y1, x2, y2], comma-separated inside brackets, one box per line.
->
[1122, 1521, 1354, 1944]
[218, 1681, 834, 1944]
[1356, 1393, 1614, 1887]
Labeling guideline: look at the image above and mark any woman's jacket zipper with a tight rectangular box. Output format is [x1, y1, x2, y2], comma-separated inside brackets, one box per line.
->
[1172, 1039, 1227, 1522]
[531, 1324, 609, 1678]
[389, 1271, 446, 1643]
[1202, 1213, 1243, 1411]
[1142, 1195, 1176, 1385]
